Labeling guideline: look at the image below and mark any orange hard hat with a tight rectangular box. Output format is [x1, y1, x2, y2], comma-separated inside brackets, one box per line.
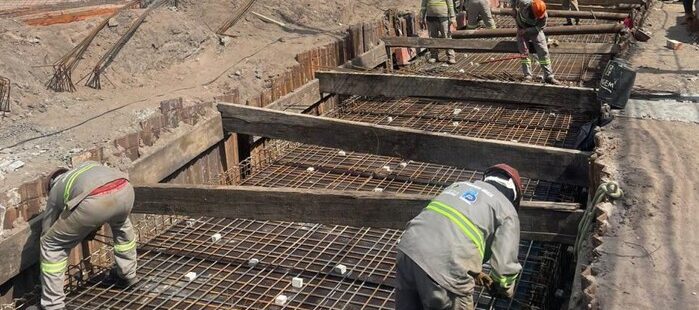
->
[532, 0, 547, 19]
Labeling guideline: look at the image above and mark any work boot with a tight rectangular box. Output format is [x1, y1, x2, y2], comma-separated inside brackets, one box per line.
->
[447, 57, 457, 65]
[89, 269, 138, 289]
[428, 57, 438, 63]
[545, 77, 562, 85]
[523, 75, 533, 82]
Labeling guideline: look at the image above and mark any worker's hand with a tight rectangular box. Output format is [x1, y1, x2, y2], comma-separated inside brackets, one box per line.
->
[490, 283, 515, 299]
[474, 272, 493, 287]
[516, 28, 526, 37]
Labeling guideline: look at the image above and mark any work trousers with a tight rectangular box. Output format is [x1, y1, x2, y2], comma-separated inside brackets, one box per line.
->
[396, 251, 474, 310]
[427, 16, 456, 61]
[516, 30, 554, 80]
[466, 0, 496, 29]
[40, 184, 137, 310]
[562, 0, 580, 24]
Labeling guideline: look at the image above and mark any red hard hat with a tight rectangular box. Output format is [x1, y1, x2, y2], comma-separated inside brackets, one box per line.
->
[532, 0, 547, 19]
[44, 167, 69, 193]
[484, 164, 523, 209]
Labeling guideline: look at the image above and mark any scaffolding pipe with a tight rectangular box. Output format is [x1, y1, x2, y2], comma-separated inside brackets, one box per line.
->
[452, 23, 624, 38]
[490, 8, 629, 20]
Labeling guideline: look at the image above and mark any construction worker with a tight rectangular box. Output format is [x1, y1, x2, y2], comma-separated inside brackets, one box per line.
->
[562, 0, 580, 25]
[421, 0, 457, 64]
[511, 0, 562, 85]
[466, 0, 497, 29]
[683, 0, 696, 21]
[396, 164, 523, 309]
[40, 162, 137, 310]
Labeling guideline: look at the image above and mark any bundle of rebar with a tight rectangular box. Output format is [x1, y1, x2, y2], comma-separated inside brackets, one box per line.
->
[0, 76, 10, 113]
[46, 1, 135, 92]
[84, 0, 169, 89]
[215, 0, 256, 35]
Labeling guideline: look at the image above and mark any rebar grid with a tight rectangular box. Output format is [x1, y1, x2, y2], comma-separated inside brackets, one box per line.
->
[228, 141, 583, 203]
[400, 53, 608, 87]
[58, 215, 564, 310]
[326, 96, 592, 148]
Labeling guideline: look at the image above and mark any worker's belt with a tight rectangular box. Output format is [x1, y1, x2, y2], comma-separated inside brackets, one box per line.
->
[89, 178, 128, 196]
[425, 200, 485, 259]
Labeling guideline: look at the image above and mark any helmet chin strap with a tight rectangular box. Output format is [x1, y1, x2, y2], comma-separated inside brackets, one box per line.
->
[483, 176, 517, 201]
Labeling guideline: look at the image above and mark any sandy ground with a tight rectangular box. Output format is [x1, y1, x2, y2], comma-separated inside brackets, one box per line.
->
[591, 1, 699, 308]
[628, 1, 699, 95]
[593, 117, 699, 309]
[0, 0, 417, 195]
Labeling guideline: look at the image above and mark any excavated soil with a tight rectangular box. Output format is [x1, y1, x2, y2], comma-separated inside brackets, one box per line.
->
[592, 117, 699, 309]
[0, 0, 417, 195]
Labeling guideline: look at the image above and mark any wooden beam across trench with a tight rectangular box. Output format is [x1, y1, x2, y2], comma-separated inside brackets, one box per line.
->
[382, 37, 620, 55]
[315, 71, 600, 113]
[217, 102, 590, 186]
[132, 184, 583, 244]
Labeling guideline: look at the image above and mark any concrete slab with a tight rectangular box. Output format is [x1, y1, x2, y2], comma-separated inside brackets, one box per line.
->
[615, 99, 699, 123]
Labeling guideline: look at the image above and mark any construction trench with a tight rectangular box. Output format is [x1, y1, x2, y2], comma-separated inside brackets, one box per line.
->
[0, 0, 649, 309]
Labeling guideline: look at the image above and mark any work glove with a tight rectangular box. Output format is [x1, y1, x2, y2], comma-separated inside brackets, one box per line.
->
[468, 271, 494, 288]
[490, 283, 515, 299]
[449, 17, 457, 32]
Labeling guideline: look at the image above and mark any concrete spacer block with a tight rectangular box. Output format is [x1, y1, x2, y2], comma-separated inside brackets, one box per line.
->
[184, 272, 197, 281]
[291, 277, 303, 288]
[211, 233, 222, 242]
[333, 264, 347, 275]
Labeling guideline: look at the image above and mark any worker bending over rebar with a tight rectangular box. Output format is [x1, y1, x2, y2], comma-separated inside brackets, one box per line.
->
[39, 162, 138, 310]
[421, 0, 457, 64]
[512, 0, 562, 85]
[395, 164, 523, 309]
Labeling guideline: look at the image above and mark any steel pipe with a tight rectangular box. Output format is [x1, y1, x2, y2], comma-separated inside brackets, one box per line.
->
[452, 23, 624, 38]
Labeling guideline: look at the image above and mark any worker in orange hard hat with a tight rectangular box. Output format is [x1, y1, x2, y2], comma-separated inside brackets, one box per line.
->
[395, 164, 523, 309]
[511, 0, 562, 85]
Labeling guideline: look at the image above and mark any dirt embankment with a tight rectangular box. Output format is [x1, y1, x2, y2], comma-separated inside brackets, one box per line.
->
[591, 117, 699, 309]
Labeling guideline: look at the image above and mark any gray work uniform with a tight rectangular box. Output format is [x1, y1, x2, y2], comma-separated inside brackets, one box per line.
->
[421, 0, 456, 61]
[561, 0, 580, 24]
[511, 0, 555, 80]
[396, 181, 522, 309]
[466, 0, 497, 29]
[40, 162, 137, 310]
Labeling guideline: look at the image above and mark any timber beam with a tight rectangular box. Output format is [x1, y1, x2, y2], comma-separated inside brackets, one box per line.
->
[452, 23, 624, 38]
[490, 8, 629, 20]
[132, 184, 584, 244]
[382, 37, 620, 54]
[217, 102, 590, 186]
[315, 71, 599, 112]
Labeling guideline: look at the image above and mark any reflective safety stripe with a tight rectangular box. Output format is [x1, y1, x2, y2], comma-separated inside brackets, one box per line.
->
[427, 0, 450, 6]
[114, 239, 136, 253]
[425, 201, 485, 258]
[521, 59, 532, 64]
[492, 270, 518, 288]
[539, 59, 551, 65]
[41, 259, 68, 275]
[63, 164, 97, 205]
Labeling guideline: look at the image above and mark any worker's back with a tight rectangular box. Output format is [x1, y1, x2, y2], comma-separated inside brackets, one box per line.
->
[48, 161, 127, 212]
[397, 180, 521, 295]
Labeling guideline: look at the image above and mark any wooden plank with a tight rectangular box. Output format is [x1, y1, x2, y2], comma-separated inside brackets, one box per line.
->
[381, 37, 620, 54]
[489, 8, 629, 20]
[132, 184, 583, 244]
[217, 103, 590, 186]
[263, 79, 323, 113]
[343, 42, 388, 70]
[316, 71, 599, 112]
[0, 216, 42, 288]
[22, 4, 124, 26]
[452, 24, 624, 39]
[128, 115, 224, 183]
